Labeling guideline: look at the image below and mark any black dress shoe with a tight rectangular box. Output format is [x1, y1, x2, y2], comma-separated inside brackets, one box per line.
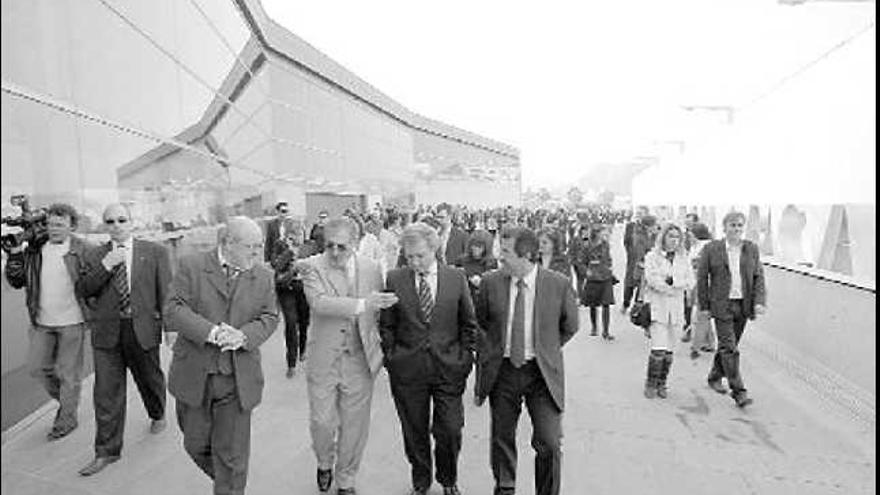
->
[47, 422, 77, 441]
[733, 392, 754, 408]
[78, 456, 120, 476]
[337, 488, 356, 495]
[443, 485, 462, 495]
[317, 468, 333, 492]
[408, 488, 428, 495]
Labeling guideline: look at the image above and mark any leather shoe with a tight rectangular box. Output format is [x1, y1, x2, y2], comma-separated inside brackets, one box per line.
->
[149, 419, 167, 434]
[337, 488, 356, 495]
[408, 488, 428, 495]
[443, 485, 462, 495]
[78, 456, 120, 476]
[708, 379, 728, 394]
[317, 468, 333, 492]
[286, 367, 296, 379]
[47, 422, 77, 441]
[733, 392, 754, 408]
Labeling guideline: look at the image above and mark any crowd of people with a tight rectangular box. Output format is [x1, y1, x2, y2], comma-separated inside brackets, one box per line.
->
[3, 198, 767, 495]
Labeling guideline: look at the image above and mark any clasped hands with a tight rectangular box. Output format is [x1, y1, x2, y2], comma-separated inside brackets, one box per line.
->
[212, 322, 247, 351]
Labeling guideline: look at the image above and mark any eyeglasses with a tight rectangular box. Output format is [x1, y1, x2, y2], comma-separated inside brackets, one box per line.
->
[325, 241, 349, 252]
[104, 218, 129, 225]
[278, 208, 289, 214]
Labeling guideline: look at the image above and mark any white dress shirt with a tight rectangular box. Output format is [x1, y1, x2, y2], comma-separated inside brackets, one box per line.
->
[725, 239, 743, 299]
[504, 264, 538, 361]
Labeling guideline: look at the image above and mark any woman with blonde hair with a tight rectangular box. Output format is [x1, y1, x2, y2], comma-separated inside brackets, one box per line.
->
[641, 222, 695, 398]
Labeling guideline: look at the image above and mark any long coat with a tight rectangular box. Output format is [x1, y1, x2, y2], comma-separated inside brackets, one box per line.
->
[164, 251, 278, 410]
[643, 249, 695, 326]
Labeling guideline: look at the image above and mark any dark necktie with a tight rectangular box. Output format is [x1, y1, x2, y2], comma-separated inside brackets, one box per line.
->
[113, 245, 130, 316]
[418, 273, 433, 321]
[510, 278, 527, 367]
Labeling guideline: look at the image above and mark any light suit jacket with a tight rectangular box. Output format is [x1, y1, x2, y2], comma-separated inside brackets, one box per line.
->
[297, 253, 384, 377]
[643, 248, 695, 326]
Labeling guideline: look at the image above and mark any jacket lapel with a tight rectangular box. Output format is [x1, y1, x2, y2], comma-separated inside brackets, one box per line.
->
[532, 267, 547, 343]
[205, 252, 230, 299]
[499, 272, 511, 343]
[132, 239, 147, 287]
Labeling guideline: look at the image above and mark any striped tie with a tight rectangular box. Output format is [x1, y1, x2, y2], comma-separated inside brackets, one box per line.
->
[418, 273, 433, 322]
[113, 250, 130, 316]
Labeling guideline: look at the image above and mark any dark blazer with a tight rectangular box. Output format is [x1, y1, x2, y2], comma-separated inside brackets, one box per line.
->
[78, 239, 172, 349]
[264, 217, 283, 262]
[164, 251, 278, 411]
[380, 265, 479, 384]
[697, 239, 766, 320]
[474, 267, 579, 411]
[442, 227, 470, 265]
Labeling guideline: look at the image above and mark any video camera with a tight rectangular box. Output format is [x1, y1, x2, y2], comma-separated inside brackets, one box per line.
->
[1, 195, 48, 252]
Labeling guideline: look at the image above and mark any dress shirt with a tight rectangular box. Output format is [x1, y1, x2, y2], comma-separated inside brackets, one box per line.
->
[725, 239, 744, 299]
[412, 261, 439, 302]
[504, 264, 538, 361]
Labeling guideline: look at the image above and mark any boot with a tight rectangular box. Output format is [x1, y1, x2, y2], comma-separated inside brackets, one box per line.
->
[643, 351, 664, 399]
[657, 351, 673, 398]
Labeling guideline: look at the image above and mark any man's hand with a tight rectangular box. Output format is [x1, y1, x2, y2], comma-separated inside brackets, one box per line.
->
[469, 274, 481, 287]
[217, 323, 247, 351]
[366, 291, 399, 312]
[102, 247, 126, 270]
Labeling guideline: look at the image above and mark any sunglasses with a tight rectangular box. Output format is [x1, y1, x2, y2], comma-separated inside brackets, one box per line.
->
[325, 241, 349, 252]
[104, 218, 129, 225]
[278, 208, 289, 214]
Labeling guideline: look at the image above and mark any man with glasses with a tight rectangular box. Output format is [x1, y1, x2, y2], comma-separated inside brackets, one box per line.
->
[77, 203, 172, 476]
[697, 211, 766, 408]
[264, 200, 291, 262]
[5, 202, 92, 441]
[165, 216, 278, 495]
[297, 217, 398, 495]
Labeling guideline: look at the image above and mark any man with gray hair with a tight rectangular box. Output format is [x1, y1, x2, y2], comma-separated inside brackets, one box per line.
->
[297, 216, 398, 495]
[165, 216, 278, 495]
[380, 222, 478, 495]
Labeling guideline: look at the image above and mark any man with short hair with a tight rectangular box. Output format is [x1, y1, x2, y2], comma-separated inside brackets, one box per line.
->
[297, 217, 398, 495]
[5, 202, 91, 441]
[310, 209, 330, 253]
[165, 216, 278, 495]
[380, 223, 479, 495]
[474, 227, 579, 495]
[264, 200, 291, 262]
[434, 204, 469, 265]
[621, 209, 656, 313]
[697, 211, 766, 408]
[77, 203, 172, 476]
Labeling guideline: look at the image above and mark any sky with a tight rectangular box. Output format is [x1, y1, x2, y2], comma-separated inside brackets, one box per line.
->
[261, 0, 875, 189]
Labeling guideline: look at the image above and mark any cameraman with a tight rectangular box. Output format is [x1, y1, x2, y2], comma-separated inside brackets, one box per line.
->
[4, 202, 92, 440]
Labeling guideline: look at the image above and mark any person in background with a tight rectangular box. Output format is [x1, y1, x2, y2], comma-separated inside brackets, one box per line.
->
[77, 203, 172, 476]
[380, 211, 404, 275]
[697, 211, 766, 408]
[579, 224, 616, 340]
[309, 209, 330, 253]
[271, 217, 313, 378]
[435, 204, 469, 265]
[687, 222, 716, 359]
[621, 207, 652, 313]
[165, 216, 278, 495]
[454, 229, 499, 300]
[264, 200, 291, 262]
[358, 216, 386, 276]
[4, 203, 91, 441]
[536, 227, 577, 289]
[641, 223, 694, 399]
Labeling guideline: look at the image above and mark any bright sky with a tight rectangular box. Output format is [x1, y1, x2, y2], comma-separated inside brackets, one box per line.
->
[262, 0, 875, 189]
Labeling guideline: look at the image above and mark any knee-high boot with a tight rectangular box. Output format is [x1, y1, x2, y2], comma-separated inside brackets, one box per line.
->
[644, 351, 665, 399]
[657, 351, 673, 398]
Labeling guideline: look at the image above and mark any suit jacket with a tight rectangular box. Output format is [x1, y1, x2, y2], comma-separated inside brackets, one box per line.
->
[264, 217, 283, 262]
[78, 239, 172, 349]
[697, 239, 766, 320]
[379, 265, 478, 384]
[164, 251, 278, 410]
[442, 227, 469, 265]
[296, 253, 385, 377]
[474, 267, 579, 411]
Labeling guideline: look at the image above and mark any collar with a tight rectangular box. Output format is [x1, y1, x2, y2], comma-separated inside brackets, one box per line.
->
[418, 261, 439, 278]
[516, 264, 538, 288]
[112, 237, 133, 249]
[725, 238, 743, 251]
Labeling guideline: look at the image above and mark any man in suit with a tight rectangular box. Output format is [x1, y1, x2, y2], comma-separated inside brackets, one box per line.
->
[697, 211, 766, 408]
[165, 216, 278, 495]
[297, 217, 398, 495]
[76, 204, 172, 476]
[621, 206, 651, 313]
[435, 204, 469, 265]
[309, 209, 330, 254]
[474, 227, 579, 495]
[264, 200, 291, 262]
[380, 223, 478, 495]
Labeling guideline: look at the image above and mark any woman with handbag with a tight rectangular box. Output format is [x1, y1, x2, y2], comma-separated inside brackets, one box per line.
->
[641, 223, 695, 398]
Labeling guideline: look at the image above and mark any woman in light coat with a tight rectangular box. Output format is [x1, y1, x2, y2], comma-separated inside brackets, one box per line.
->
[642, 223, 695, 398]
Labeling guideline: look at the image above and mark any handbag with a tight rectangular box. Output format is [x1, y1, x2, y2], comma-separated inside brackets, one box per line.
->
[629, 279, 651, 329]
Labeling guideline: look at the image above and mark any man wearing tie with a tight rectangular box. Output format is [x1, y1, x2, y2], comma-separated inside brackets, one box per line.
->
[297, 217, 397, 495]
[474, 227, 579, 495]
[165, 216, 278, 495]
[380, 223, 478, 495]
[77, 203, 172, 476]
